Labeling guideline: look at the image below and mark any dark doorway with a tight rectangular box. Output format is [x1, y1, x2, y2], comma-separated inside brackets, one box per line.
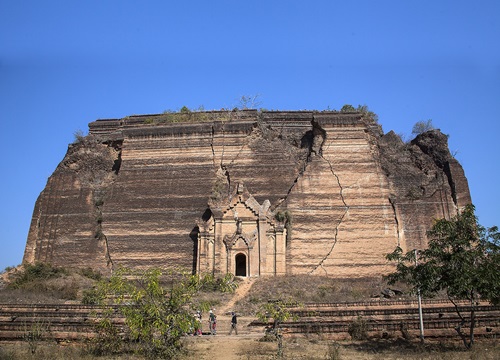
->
[235, 253, 247, 277]
[189, 226, 199, 275]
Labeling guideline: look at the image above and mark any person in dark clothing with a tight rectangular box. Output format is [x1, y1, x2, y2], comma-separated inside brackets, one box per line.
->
[229, 311, 238, 335]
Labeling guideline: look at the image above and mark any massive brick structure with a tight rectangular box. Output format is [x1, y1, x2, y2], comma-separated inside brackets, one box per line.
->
[23, 110, 471, 277]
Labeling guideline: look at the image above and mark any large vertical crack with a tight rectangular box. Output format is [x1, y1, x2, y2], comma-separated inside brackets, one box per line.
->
[443, 162, 458, 208]
[60, 135, 122, 271]
[95, 201, 114, 269]
[90, 139, 122, 272]
[388, 196, 401, 247]
[218, 119, 232, 195]
[267, 119, 350, 275]
[309, 154, 350, 275]
[309, 120, 349, 275]
[209, 120, 232, 202]
[273, 122, 319, 210]
[273, 152, 312, 210]
[221, 165, 231, 193]
[210, 124, 217, 169]
[226, 115, 261, 169]
[219, 120, 226, 169]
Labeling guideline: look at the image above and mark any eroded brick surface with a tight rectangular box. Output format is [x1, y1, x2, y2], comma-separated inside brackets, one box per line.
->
[24, 111, 470, 277]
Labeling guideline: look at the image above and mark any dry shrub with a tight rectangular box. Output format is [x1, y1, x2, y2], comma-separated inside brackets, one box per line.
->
[0, 346, 16, 360]
[237, 338, 276, 358]
[348, 316, 368, 340]
[326, 341, 342, 360]
[0, 342, 142, 360]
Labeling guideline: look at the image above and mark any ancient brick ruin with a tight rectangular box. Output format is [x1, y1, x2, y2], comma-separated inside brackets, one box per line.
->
[23, 110, 471, 277]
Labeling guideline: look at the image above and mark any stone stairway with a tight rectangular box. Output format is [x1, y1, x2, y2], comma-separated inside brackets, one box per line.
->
[204, 277, 263, 336]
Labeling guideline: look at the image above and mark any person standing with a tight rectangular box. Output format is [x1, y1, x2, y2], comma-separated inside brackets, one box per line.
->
[193, 311, 202, 336]
[229, 312, 238, 335]
[209, 309, 217, 335]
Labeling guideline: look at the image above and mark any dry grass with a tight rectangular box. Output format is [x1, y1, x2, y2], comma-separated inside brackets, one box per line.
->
[0, 268, 405, 310]
[2, 337, 499, 360]
[233, 275, 410, 316]
[338, 337, 500, 360]
[0, 342, 144, 360]
[0, 271, 95, 304]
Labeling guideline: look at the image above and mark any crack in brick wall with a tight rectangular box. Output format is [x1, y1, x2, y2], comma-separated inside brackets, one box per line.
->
[388, 197, 401, 248]
[310, 152, 350, 275]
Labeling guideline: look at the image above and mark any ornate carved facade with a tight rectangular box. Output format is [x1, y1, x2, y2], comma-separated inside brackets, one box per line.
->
[196, 183, 286, 277]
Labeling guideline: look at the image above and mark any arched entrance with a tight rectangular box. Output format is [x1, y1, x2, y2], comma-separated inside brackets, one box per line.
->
[235, 253, 247, 277]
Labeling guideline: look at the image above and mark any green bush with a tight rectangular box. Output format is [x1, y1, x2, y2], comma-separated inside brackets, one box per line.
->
[197, 272, 239, 293]
[79, 267, 102, 281]
[81, 288, 103, 305]
[8, 263, 67, 289]
[90, 268, 205, 359]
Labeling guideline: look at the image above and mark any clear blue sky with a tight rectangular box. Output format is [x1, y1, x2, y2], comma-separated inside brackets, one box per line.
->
[1, 1, 499, 271]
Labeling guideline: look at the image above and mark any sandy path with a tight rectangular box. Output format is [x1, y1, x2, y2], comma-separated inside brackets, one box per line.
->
[182, 333, 267, 360]
[186, 279, 265, 360]
[218, 278, 255, 314]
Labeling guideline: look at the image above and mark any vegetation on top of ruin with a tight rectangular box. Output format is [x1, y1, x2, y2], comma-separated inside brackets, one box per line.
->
[340, 104, 379, 122]
[411, 119, 435, 136]
[136, 101, 380, 126]
[142, 107, 236, 125]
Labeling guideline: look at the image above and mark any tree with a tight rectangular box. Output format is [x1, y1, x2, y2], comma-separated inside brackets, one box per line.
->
[340, 104, 356, 112]
[90, 268, 238, 359]
[257, 298, 300, 358]
[98, 268, 197, 359]
[386, 204, 500, 349]
[411, 119, 434, 136]
[179, 105, 191, 113]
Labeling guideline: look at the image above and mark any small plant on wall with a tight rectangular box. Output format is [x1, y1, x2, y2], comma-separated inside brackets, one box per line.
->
[275, 210, 293, 243]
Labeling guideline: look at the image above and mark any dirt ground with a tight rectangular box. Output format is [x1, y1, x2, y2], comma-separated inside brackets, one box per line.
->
[179, 334, 500, 360]
[178, 307, 500, 360]
[1, 332, 498, 360]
